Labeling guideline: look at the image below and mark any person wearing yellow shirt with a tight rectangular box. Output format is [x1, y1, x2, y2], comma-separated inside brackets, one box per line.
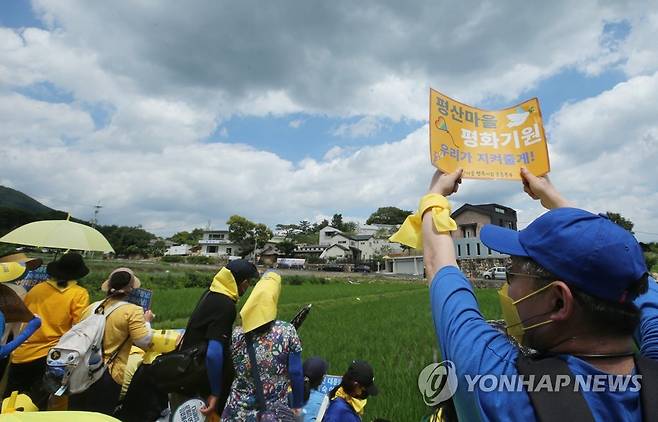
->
[68, 267, 153, 416]
[6, 253, 90, 409]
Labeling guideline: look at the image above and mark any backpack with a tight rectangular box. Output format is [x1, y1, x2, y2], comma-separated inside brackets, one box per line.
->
[517, 354, 658, 421]
[45, 299, 130, 396]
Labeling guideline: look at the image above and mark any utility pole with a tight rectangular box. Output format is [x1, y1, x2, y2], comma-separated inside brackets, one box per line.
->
[91, 201, 103, 228]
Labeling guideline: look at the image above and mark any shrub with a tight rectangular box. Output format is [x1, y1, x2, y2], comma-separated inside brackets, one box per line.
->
[184, 271, 212, 288]
[186, 255, 217, 265]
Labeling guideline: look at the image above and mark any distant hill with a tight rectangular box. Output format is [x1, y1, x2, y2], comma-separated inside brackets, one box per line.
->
[0, 186, 67, 238]
[0, 186, 56, 214]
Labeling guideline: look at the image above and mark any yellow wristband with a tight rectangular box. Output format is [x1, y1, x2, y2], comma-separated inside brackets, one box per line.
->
[389, 193, 456, 250]
[421, 193, 457, 233]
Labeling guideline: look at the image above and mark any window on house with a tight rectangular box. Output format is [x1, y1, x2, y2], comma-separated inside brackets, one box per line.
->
[466, 244, 471, 256]
[508, 221, 514, 229]
[207, 246, 218, 253]
[457, 245, 461, 256]
[226, 248, 232, 255]
[476, 243, 481, 255]
[209, 233, 225, 240]
[495, 207, 505, 214]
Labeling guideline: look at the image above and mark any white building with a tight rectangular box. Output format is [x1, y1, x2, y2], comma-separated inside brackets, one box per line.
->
[383, 256, 425, 275]
[319, 244, 352, 260]
[164, 244, 192, 256]
[318, 226, 402, 261]
[199, 228, 239, 257]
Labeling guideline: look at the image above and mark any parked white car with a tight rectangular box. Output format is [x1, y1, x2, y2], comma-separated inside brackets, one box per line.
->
[481, 266, 506, 280]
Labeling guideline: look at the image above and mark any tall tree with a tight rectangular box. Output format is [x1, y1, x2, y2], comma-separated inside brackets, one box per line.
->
[98, 224, 156, 257]
[312, 219, 330, 232]
[331, 214, 344, 229]
[298, 220, 312, 234]
[275, 223, 299, 239]
[278, 239, 297, 257]
[227, 215, 273, 257]
[605, 212, 634, 233]
[342, 221, 358, 234]
[366, 206, 412, 225]
[169, 228, 204, 245]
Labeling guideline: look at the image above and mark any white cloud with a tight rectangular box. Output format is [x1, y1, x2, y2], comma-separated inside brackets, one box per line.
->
[288, 119, 303, 129]
[323, 146, 344, 160]
[332, 116, 384, 139]
[1, 0, 658, 242]
[620, 12, 658, 77]
[0, 92, 94, 145]
[17, 0, 645, 121]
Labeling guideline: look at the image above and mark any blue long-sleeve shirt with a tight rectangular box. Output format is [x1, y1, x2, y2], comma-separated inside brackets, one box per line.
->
[0, 313, 41, 359]
[431, 265, 641, 422]
[634, 276, 658, 359]
[206, 339, 223, 396]
[288, 350, 304, 408]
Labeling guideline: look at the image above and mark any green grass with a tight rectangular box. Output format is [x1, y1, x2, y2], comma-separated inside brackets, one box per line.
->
[74, 259, 503, 420]
[145, 283, 500, 421]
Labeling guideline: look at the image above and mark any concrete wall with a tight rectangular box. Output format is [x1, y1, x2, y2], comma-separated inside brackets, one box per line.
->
[457, 257, 510, 279]
[452, 210, 492, 239]
[454, 238, 507, 259]
[384, 255, 510, 278]
[319, 227, 342, 246]
[202, 244, 236, 257]
[321, 245, 350, 259]
[390, 257, 424, 275]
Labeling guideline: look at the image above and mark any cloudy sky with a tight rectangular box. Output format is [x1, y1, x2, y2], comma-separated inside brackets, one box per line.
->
[1, 0, 658, 240]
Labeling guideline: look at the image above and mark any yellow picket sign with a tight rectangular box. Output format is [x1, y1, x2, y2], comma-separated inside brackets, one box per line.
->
[429, 88, 550, 180]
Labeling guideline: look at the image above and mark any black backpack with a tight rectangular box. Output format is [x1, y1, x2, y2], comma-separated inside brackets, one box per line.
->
[149, 292, 210, 394]
[517, 354, 658, 422]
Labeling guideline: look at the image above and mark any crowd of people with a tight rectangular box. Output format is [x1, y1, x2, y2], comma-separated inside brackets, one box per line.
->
[0, 252, 380, 421]
[0, 165, 657, 421]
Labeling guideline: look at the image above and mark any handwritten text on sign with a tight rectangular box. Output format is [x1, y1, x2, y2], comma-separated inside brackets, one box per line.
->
[429, 89, 550, 180]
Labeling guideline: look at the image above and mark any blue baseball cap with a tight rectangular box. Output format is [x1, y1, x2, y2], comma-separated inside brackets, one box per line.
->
[480, 208, 648, 303]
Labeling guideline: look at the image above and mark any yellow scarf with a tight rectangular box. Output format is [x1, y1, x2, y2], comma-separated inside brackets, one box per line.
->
[46, 279, 78, 293]
[209, 267, 239, 301]
[334, 387, 367, 416]
[389, 193, 457, 250]
[240, 272, 281, 333]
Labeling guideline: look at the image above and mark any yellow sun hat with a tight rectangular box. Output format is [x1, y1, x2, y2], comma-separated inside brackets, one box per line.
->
[0, 262, 30, 284]
[240, 271, 281, 333]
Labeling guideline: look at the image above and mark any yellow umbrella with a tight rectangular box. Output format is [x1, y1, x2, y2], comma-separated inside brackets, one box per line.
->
[0, 216, 114, 253]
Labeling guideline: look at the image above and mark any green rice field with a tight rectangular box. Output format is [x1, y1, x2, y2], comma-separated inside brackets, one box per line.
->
[80, 259, 502, 421]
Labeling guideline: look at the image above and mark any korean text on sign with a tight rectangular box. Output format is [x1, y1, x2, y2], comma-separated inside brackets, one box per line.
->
[429, 88, 550, 180]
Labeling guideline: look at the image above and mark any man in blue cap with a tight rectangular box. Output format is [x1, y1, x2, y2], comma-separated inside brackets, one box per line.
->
[409, 167, 658, 421]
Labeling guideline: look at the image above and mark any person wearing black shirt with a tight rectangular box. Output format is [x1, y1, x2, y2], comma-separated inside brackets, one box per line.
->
[176, 259, 259, 417]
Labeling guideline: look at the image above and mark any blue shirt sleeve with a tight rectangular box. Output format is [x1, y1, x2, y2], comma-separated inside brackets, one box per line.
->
[288, 350, 304, 408]
[0, 316, 41, 359]
[430, 266, 533, 421]
[634, 277, 658, 360]
[205, 339, 224, 396]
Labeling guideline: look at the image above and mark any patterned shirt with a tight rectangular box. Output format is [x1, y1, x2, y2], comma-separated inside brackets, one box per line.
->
[221, 320, 302, 421]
